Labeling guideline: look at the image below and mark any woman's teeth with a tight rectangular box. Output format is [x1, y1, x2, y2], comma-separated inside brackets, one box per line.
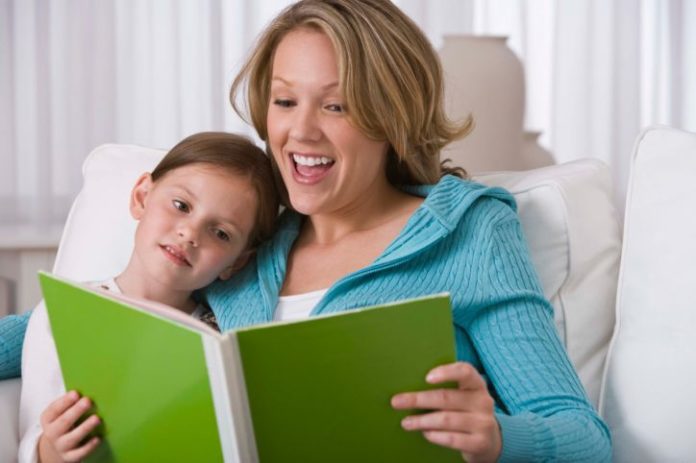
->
[292, 154, 334, 166]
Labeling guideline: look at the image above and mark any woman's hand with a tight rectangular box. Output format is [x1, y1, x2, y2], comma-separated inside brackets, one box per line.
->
[38, 391, 101, 463]
[391, 362, 502, 463]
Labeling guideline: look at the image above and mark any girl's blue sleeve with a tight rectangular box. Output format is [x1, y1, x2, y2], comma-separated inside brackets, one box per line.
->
[0, 310, 31, 379]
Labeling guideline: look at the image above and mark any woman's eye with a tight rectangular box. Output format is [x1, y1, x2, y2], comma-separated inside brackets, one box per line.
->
[273, 99, 295, 108]
[214, 229, 230, 242]
[172, 199, 189, 212]
[325, 103, 344, 113]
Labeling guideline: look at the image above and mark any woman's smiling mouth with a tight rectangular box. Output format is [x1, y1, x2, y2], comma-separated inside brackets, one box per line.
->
[290, 152, 335, 184]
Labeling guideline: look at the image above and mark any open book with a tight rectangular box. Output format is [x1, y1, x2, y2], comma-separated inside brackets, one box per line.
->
[40, 272, 461, 463]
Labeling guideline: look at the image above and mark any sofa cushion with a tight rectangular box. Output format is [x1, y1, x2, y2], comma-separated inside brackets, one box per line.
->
[599, 126, 696, 461]
[0, 378, 21, 462]
[476, 159, 621, 407]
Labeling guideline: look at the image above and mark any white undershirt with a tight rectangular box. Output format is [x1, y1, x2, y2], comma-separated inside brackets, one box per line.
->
[274, 288, 328, 322]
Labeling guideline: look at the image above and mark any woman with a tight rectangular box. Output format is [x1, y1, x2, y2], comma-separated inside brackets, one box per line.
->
[204, 1, 611, 462]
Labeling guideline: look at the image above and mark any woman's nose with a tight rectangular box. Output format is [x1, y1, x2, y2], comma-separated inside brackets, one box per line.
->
[289, 106, 322, 142]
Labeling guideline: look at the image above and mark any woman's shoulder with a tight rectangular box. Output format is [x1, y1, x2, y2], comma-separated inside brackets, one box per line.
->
[414, 175, 519, 229]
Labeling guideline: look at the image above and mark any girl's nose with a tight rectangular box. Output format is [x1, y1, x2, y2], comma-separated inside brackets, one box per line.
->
[177, 223, 199, 247]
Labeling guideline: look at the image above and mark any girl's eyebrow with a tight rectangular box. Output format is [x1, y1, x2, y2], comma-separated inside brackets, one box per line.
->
[175, 184, 197, 200]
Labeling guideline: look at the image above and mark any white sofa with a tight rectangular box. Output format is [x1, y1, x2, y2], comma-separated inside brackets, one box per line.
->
[1, 126, 694, 462]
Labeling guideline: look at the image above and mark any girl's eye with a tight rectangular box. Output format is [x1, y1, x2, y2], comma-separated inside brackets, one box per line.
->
[273, 98, 295, 108]
[214, 229, 230, 242]
[325, 103, 344, 113]
[173, 199, 189, 212]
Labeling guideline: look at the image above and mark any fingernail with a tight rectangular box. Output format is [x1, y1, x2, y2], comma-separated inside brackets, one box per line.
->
[426, 372, 438, 383]
[391, 395, 406, 408]
[401, 417, 414, 429]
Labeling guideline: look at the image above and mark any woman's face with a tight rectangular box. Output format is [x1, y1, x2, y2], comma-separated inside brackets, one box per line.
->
[266, 28, 390, 216]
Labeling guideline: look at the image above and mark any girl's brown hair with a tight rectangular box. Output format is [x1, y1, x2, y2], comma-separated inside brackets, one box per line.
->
[230, 0, 471, 190]
[151, 131, 279, 249]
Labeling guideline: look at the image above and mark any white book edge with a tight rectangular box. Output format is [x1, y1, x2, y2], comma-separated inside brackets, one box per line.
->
[203, 333, 258, 463]
[41, 271, 219, 336]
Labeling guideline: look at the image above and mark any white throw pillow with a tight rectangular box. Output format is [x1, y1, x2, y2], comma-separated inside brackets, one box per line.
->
[52, 144, 166, 280]
[599, 126, 696, 461]
[475, 159, 622, 406]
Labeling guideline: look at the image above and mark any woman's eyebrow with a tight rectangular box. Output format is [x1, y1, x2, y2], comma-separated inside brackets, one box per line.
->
[271, 75, 339, 91]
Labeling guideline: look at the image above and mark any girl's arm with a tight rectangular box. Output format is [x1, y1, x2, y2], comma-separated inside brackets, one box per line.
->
[18, 303, 67, 463]
[37, 392, 101, 463]
[0, 310, 31, 378]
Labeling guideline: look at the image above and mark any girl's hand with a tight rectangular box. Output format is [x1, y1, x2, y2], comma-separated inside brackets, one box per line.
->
[391, 362, 502, 463]
[38, 391, 101, 463]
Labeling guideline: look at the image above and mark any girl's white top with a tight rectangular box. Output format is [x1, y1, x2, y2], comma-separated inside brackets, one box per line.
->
[17, 279, 210, 463]
[18, 279, 121, 463]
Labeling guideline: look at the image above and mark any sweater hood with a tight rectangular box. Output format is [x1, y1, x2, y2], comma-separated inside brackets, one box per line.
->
[404, 175, 516, 231]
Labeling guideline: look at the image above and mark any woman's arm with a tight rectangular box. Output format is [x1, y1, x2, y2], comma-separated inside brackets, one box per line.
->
[394, 217, 612, 462]
[0, 310, 31, 378]
[474, 218, 611, 461]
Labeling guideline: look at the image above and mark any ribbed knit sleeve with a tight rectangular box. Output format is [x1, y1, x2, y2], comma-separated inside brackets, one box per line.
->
[0, 311, 31, 379]
[469, 218, 612, 462]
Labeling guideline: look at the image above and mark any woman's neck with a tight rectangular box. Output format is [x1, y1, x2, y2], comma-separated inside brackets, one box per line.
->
[304, 182, 422, 246]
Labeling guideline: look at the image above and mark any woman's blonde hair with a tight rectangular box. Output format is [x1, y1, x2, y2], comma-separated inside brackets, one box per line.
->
[230, 0, 472, 188]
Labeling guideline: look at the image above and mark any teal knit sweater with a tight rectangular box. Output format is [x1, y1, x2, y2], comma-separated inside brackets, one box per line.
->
[0, 311, 30, 378]
[205, 175, 612, 462]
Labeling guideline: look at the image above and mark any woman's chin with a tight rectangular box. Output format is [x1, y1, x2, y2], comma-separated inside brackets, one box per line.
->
[288, 197, 322, 216]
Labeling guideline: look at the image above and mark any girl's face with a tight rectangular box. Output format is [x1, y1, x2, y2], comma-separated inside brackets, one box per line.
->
[129, 164, 257, 292]
[266, 28, 390, 216]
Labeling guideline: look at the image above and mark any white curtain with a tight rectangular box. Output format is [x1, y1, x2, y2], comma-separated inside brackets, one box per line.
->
[399, 0, 696, 205]
[1, 0, 694, 227]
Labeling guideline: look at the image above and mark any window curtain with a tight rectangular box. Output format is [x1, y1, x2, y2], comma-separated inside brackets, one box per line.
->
[399, 0, 696, 206]
[1, 0, 694, 227]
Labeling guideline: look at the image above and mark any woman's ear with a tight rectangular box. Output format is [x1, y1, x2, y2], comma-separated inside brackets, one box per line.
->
[218, 249, 255, 281]
[130, 173, 154, 220]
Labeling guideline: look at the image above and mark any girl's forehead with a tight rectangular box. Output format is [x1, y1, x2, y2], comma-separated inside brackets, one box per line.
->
[156, 164, 258, 220]
[156, 163, 249, 189]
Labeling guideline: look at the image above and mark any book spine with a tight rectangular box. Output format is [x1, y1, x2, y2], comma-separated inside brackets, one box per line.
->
[203, 334, 258, 463]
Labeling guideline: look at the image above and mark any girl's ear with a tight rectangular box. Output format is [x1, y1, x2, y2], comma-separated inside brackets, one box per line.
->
[218, 249, 255, 281]
[130, 173, 154, 220]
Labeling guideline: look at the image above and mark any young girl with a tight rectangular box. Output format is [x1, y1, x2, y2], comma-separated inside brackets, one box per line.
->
[18, 132, 279, 463]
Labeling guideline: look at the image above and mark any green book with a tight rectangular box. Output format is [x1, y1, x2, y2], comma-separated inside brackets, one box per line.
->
[40, 272, 461, 463]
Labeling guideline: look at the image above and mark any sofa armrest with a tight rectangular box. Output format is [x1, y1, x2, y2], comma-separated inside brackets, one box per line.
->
[0, 378, 21, 462]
